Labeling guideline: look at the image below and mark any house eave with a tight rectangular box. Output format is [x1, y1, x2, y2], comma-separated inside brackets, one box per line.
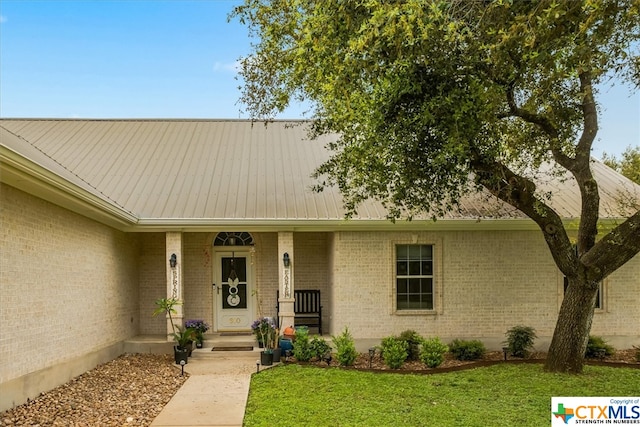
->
[1, 145, 139, 230]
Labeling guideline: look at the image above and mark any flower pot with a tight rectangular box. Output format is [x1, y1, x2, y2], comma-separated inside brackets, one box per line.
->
[272, 347, 281, 363]
[279, 338, 293, 354]
[174, 346, 189, 365]
[260, 351, 273, 366]
[196, 341, 203, 349]
[185, 341, 194, 357]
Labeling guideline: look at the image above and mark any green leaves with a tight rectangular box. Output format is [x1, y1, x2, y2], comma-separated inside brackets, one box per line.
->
[602, 146, 640, 184]
[233, 0, 638, 223]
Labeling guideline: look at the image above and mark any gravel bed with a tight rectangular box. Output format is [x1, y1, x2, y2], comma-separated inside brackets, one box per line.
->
[1, 353, 188, 427]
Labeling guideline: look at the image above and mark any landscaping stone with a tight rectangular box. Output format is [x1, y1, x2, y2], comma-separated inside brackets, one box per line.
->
[0, 354, 187, 427]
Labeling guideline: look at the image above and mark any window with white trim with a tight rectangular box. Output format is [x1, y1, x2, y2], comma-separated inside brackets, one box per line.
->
[396, 244, 434, 310]
[563, 277, 603, 310]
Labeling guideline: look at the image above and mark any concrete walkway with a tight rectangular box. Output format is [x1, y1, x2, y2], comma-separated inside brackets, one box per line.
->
[150, 348, 273, 427]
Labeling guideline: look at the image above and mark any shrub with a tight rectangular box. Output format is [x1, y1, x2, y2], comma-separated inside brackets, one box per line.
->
[399, 330, 423, 361]
[380, 336, 408, 369]
[332, 327, 358, 366]
[292, 327, 313, 362]
[380, 336, 399, 359]
[634, 346, 640, 362]
[585, 335, 615, 358]
[420, 337, 449, 368]
[310, 336, 331, 360]
[504, 326, 537, 358]
[449, 339, 486, 361]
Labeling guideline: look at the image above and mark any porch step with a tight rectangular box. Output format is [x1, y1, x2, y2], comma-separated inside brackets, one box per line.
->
[122, 334, 260, 356]
[190, 346, 261, 359]
[191, 336, 258, 358]
[206, 339, 256, 347]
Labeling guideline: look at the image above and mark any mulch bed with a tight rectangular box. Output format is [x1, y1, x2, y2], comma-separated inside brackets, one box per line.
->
[293, 349, 639, 374]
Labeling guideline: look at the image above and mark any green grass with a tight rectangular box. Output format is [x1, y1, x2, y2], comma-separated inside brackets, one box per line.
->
[243, 364, 639, 426]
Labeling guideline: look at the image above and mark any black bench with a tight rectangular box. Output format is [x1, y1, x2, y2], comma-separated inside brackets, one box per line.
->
[277, 289, 323, 335]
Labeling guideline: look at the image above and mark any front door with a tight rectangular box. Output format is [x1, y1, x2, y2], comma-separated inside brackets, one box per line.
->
[214, 251, 254, 331]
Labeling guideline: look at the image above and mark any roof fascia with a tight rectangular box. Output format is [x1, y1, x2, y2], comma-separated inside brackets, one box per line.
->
[1, 145, 138, 229]
[129, 218, 628, 233]
[129, 217, 549, 232]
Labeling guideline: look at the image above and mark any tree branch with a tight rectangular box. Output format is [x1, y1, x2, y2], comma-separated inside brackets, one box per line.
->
[504, 84, 559, 139]
[571, 71, 600, 256]
[576, 71, 598, 159]
[471, 157, 578, 276]
[501, 84, 575, 169]
[582, 210, 640, 280]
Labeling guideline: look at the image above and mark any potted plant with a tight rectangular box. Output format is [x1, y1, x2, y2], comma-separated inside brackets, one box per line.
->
[172, 325, 196, 357]
[252, 317, 276, 365]
[251, 317, 271, 348]
[152, 297, 190, 364]
[185, 319, 210, 348]
[271, 327, 282, 362]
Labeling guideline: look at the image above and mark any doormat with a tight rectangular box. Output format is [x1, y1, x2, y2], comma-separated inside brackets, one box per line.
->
[211, 346, 254, 352]
[219, 332, 253, 336]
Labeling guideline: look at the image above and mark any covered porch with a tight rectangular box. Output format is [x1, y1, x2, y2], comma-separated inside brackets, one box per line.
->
[140, 230, 333, 341]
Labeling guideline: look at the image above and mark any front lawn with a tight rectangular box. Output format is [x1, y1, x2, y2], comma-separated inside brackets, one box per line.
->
[244, 364, 639, 426]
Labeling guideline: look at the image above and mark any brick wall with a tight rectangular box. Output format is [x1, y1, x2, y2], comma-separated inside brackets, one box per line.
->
[0, 184, 140, 384]
[253, 233, 279, 320]
[329, 230, 640, 349]
[138, 233, 166, 334]
[182, 233, 213, 330]
[294, 232, 330, 332]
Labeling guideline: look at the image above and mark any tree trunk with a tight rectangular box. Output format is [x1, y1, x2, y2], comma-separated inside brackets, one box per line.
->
[544, 277, 598, 373]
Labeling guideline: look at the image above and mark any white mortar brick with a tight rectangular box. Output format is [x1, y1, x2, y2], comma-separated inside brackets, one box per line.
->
[329, 230, 640, 347]
[1, 184, 140, 384]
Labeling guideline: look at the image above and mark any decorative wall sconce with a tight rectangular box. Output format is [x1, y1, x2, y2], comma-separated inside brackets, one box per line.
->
[283, 252, 290, 268]
[169, 253, 177, 268]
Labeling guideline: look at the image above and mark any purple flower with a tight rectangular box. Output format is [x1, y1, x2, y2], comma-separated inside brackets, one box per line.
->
[251, 317, 275, 333]
[185, 319, 210, 333]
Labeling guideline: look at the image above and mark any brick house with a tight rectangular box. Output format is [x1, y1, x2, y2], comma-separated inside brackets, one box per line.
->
[1, 119, 639, 410]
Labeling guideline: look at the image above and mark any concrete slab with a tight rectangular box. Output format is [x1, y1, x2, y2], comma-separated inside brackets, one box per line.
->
[151, 375, 249, 426]
[150, 348, 276, 427]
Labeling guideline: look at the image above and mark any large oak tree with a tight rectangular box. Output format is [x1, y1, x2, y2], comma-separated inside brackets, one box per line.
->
[603, 146, 640, 184]
[232, 0, 640, 373]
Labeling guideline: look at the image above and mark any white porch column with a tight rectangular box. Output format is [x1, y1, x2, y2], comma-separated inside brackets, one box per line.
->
[278, 232, 295, 330]
[166, 232, 184, 341]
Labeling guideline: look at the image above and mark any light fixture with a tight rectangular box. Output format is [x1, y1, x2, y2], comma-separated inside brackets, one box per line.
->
[228, 232, 236, 246]
[169, 253, 177, 268]
[502, 346, 509, 361]
[368, 347, 376, 368]
[283, 252, 290, 268]
[323, 352, 332, 366]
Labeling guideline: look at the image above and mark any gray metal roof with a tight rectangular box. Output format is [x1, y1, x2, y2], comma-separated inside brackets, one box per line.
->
[1, 118, 637, 229]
